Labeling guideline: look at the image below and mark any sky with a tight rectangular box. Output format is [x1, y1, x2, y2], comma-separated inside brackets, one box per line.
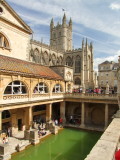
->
[6, 0, 120, 71]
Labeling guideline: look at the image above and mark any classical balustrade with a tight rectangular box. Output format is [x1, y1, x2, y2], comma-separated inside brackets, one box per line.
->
[3, 94, 28, 100]
[65, 93, 117, 100]
[1, 92, 118, 105]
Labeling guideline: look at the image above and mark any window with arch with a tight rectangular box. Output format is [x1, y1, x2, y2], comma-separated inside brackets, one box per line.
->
[0, 7, 3, 14]
[0, 33, 10, 49]
[2, 110, 10, 119]
[59, 56, 63, 65]
[44, 51, 49, 65]
[52, 84, 62, 93]
[75, 56, 81, 73]
[52, 54, 56, 65]
[33, 48, 40, 63]
[66, 56, 72, 67]
[34, 82, 48, 94]
[4, 81, 27, 95]
[75, 77, 81, 85]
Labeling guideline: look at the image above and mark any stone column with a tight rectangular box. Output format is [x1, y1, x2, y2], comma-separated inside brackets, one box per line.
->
[60, 101, 66, 123]
[11, 113, 18, 135]
[80, 102, 85, 127]
[25, 107, 33, 130]
[105, 104, 109, 129]
[46, 103, 52, 122]
[0, 111, 2, 131]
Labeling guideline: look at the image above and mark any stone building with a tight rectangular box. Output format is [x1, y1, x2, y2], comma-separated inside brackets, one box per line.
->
[30, 15, 97, 90]
[98, 60, 118, 92]
[0, 0, 118, 137]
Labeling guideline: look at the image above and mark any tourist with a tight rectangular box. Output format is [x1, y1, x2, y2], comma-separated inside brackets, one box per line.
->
[8, 127, 11, 137]
[59, 118, 63, 127]
[55, 119, 58, 126]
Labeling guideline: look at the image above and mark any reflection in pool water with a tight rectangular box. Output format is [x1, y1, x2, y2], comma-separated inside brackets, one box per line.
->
[12, 128, 102, 160]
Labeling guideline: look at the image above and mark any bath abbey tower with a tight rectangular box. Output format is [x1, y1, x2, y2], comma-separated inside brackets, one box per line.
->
[30, 14, 96, 89]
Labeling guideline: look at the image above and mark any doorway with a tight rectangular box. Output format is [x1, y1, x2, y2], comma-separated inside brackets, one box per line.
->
[18, 119, 22, 130]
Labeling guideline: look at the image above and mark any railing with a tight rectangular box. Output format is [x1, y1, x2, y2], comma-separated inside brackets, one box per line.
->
[1, 92, 118, 105]
[84, 118, 120, 160]
[64, 93, 118, 100]
[3, 94, 28, 100]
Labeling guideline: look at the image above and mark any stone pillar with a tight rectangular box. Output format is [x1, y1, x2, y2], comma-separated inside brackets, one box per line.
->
[80, 102, 85, 127]
[46, 103, 52, 122]
[0, 111, 2, 131]
[25, 107, 33, 130]
[60, 101, 66, 123]
[11, 113, 18, 135]
[105, 104, 109, 129]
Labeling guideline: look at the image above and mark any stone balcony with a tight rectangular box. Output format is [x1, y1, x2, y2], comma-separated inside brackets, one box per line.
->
[0, 92, 118, 105]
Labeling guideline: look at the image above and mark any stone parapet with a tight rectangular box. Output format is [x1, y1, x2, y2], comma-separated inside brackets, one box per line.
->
[84, 118, 120, 160]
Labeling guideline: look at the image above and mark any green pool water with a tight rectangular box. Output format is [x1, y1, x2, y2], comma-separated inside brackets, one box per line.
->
[11, 128, 102, 160]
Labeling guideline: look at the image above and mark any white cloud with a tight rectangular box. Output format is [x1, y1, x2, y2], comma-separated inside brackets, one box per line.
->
[110, 3, 120, 10]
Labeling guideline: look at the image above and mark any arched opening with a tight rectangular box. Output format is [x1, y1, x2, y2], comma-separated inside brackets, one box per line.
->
[66, 56, 72, 67]
[33, 48, 40, 63]
[52, 54, 56, 65]
[52, 84, 62, 93]
[33, 82, 48, 94]
[2, 110, 10, 119]
[0, 32, 10, 49]
[75, 55, 81, 73]
[75, 77, 81, 85]
[44, 51, 49, 65]
[4, 81, 27, 95]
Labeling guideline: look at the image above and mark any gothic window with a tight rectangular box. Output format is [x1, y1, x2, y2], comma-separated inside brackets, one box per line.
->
[33, 48, 40, 63]
[0, 33, 10, 49]
[75, 77, 81, 85]
[52, 54, 56, 65]
[4, 81, 27, 95]
[66, 56, 72, 67]
[52, 84, 62, 93]
[2, 110, 10, 119]
[44, 51, 49, 65]
[34, 82, 48, 94]
[75, 56, 81, 73]
[59, 56, 63, 65]
[54, 33, 56, 38]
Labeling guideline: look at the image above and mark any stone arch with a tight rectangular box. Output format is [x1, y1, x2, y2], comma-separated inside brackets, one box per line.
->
[74, 77, 81, 85]
[33, 82, 49, 94]
[2, 110, 11, 119]
[91, 108, 104, 125]
[75, 55, 81, 73]
[52, 54, 56, 65]
[66, 56, 72, 67]
[59, 56, 63, 65]
[52, 83, 63, 93]
[43, 51, 49, 65]
[4, 80, 28, 95]
[33, 48, 41, 63]
[0, 32, 11, 49]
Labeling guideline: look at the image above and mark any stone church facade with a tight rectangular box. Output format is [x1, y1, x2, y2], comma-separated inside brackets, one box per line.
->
[30, 14, 97, 89]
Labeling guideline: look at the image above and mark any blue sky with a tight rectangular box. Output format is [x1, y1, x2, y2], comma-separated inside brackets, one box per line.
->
[7, 0, 120, 71]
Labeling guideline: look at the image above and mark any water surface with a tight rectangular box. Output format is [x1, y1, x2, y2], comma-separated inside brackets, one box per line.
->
[12, 128, 102, 160]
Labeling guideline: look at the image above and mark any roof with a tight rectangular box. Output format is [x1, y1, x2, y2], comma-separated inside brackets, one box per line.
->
[0, 55, 63, 80]
[100, 61, 115, 65]
[0, 0, 33, 34]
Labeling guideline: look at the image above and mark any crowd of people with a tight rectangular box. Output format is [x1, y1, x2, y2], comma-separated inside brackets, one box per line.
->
[72, 88, 116, 94]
